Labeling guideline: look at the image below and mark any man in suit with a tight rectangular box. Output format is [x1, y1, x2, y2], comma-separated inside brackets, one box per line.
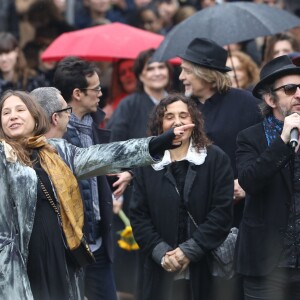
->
[235, 55, 300, 300]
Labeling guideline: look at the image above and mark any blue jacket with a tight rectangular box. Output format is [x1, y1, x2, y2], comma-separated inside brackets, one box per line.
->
[63, 109, 115, 261]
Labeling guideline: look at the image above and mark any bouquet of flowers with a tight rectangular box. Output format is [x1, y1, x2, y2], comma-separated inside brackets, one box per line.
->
[117, 209, 139, 251]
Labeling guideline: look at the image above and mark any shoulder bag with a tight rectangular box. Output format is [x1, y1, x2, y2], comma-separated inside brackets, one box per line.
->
[38, 177, 95, 268]
[187, 210, 238, 279]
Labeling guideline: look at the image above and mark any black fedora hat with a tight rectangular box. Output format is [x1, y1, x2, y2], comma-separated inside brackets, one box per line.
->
[253, 55, 300, 98]
[178, 38, 231, 73]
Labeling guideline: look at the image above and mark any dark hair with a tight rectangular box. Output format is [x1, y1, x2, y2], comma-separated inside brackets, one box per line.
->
[0, 90, 51, 165]
[256, 83, 279, 116]
[0, 32, 37, 88]
[133, 48, 172, 92]
[263, 32, 300, 64]
[109, 59, 136, 103]
[147, 93, 211, 151]
[53, 56, 100, 102]
[137, 3, 161, 26]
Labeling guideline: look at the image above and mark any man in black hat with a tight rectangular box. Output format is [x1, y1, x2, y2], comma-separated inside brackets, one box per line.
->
[178, 37, 262, 228]
[235, 55, 300, 299]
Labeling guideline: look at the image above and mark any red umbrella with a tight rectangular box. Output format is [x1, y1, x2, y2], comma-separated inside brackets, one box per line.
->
[41, 22, 178, 63]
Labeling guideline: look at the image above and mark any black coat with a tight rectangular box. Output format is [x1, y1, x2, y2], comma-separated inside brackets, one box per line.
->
[195, 88, 262, 177]
[106, 92, 155, 141]
[130, 145, 234, 300]
[235, 122, 294, 276]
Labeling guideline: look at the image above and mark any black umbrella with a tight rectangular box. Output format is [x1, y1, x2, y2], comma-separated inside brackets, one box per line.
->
[152, 1, 300, 62]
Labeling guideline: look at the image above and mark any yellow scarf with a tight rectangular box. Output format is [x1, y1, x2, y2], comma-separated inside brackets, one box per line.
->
[27, 135, 84, 250]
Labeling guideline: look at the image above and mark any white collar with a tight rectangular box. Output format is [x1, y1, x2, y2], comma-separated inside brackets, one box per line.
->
[152, 140, 207, 171]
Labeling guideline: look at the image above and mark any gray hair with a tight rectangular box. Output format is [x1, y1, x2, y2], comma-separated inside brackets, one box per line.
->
[256, 82, 278, 116]
[30, 87, 63, 118]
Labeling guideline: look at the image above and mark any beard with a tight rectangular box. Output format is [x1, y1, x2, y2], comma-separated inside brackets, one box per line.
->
[184, 90, 193, 97]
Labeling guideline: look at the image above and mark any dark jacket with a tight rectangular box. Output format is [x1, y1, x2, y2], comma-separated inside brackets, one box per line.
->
[130, 145, 234, 300]
[107, 92, 156, 141]
[235, 122, 294, 276]
[195, 88, 262, 177]
[63, 109, 114, 261]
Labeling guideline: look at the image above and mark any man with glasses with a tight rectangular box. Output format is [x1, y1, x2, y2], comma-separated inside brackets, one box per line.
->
[235, 55, 300, 300]
[30, 87, 72, 138]
[53, 57, 124, 300]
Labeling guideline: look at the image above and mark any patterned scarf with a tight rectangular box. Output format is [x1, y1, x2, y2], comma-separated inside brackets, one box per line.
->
[263, 114, 283, 146]
[27, 135, 84, 250]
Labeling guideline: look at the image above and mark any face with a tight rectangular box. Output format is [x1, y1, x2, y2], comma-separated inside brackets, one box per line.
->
[0, 49, 18, 74]
[226, 56, 248, 89]
[80, 72, 102, 115]
[268, 74, 300, 120]
[1, 95, 36, 139]
[139, 61, 169, 92]
[157, 0, 178, 25]
[88, 0, 111, 13]
[273, 40, 294, 58]
[139, 10, 162, 33]
[118, 60, 136, 93]
[179, 60, 211, 98]
[56, 94, 70, 135]
[162, 100, 193, 146]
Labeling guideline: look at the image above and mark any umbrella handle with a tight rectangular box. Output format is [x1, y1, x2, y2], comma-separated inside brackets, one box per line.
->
[228, 46, 239, 89]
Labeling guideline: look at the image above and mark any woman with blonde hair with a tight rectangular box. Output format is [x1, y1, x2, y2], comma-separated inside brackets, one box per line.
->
[226, 50, 260, 90]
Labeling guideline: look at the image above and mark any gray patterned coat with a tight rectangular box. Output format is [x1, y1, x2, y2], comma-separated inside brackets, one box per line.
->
[0, 137, 155, 300]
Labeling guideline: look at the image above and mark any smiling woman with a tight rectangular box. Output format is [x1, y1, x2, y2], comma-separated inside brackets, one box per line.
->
[0, 89, 193, 300]
[1, 95, 37, 139]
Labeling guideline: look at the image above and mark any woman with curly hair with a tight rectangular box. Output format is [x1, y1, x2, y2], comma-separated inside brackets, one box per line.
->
[130, 93, 234, 300]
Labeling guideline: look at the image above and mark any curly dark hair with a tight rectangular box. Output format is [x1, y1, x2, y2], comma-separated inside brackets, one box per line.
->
[147, 93, 211, 151]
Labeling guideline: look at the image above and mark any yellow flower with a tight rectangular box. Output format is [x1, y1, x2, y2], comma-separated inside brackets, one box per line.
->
[120, 226, 133, 238]
[117, 210, 139, 251]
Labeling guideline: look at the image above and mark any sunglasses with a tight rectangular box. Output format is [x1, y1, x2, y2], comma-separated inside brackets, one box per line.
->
[54, 106, 72, 114]
[272, 84, 300, 96]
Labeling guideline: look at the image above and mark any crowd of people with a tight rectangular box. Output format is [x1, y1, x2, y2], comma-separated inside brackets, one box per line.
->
[2, 0, 300, 300]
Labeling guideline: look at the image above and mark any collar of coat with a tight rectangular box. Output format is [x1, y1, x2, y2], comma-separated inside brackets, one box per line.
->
[152, 140, 207, 171]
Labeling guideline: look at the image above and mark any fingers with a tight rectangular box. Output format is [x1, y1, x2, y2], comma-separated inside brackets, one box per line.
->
[173, 124, 195, 136]
[282, 113, 300, 143]
[162, 248, 189, 273]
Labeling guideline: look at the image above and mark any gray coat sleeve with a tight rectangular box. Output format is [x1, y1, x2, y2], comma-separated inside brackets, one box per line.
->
[49, 137, 159, 179]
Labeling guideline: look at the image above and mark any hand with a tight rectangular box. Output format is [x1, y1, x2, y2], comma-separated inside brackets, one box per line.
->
[161, 248, 190, 273]
[113, 196, 123, 214]
[166, 248, 190, 273]
[234, 179, 245, 204]
[172, 124, 195, 146]
[108, 172, 133, 200]
[281, 112, 300, 144]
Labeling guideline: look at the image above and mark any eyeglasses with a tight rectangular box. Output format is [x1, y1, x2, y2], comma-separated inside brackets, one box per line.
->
[54, 106, 72, 114]
[272, 84, 300, 96]
[81, 86, 102, 94]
